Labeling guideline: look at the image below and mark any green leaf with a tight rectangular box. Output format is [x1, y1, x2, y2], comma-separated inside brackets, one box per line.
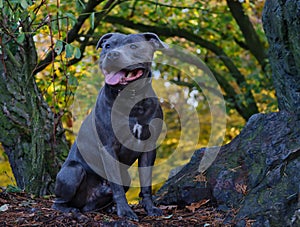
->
[65, 12, 77, 22]
[68, 74, 78, 86]
[74, 47, 81, 59]
[90, 12, 95, 30]
[76, 0, 85, 11]
[50, 19, 58, 34]
[17, 33, 25, 44]
[65, 44, 74, 58]
[6, 185, 22, 193]
[54, 40, 64, 55]
[0, 0, 3, 8]
[20, 0, 28, 9]
[29, 9, 36, 22]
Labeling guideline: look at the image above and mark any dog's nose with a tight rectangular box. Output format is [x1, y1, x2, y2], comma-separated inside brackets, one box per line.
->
[107, 51, 120, 60]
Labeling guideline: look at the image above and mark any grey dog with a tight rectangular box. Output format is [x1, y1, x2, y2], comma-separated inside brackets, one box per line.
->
[52, 33, 168, 221]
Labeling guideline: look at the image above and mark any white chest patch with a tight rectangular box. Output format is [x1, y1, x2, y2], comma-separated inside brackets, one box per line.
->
[133, 122, 143, 140]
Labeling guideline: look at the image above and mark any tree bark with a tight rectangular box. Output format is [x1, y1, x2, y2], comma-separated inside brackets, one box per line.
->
[0, 24, 68, 196]
[262, 0, 300, 115]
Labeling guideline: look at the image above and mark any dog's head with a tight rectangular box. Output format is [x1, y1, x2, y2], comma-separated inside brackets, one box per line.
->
[96, 33, 167, 86]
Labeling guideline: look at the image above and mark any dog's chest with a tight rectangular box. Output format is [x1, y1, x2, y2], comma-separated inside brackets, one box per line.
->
[128, 98, 155, 140]
[132, 122, 143, 140]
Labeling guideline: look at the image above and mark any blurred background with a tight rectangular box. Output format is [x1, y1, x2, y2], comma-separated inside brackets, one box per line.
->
[0, 0, 275, 201]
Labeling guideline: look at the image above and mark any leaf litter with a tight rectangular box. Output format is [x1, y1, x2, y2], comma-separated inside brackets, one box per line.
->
[0, 188, 236, 226]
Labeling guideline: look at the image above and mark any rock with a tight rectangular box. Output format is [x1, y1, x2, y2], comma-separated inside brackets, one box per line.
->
[156, 111, 300, 226]
[155, 148, 214, 207]
[167, 165, 184, 180]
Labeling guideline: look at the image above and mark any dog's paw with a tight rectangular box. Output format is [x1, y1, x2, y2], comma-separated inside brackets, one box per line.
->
[140, 197, 163, 217]
[74, 212, 90, 223]
[116, 204, 139, 221]
[147, 206, 163, 216]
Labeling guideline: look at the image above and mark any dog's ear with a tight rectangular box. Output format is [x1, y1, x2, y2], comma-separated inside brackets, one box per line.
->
[96, 33, 114, 50]
[143, 33, 168, 50]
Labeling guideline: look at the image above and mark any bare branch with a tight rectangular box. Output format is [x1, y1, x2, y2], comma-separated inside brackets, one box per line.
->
[66, 0, 121, 67]
[226, 0, 267, 69]
[134, 0, 204, 10]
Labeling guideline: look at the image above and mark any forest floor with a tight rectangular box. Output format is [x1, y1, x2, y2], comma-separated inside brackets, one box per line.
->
[0, 188, 237, 226]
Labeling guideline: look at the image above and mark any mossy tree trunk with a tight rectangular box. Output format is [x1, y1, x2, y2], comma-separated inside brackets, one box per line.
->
[262, 0, 300, 114]
[0, 22, 68, 196]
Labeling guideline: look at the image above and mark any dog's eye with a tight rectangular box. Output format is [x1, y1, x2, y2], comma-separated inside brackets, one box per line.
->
[105, 43, 111, 49]
[130, 44, 138, 49]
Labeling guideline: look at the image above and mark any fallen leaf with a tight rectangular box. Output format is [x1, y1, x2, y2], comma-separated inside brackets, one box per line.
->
[162, 214, 173, 219]
[0, 204, 9, 212]
[186, 199, 210, 212]
[0, 198, 7, 204]
[0, 190, 236, 226]
[194, 173, 207, 182]
[235, 183, 248, 195]
[159, 205, 177, 210]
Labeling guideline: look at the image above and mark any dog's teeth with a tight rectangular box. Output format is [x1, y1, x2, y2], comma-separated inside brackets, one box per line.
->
[127, 72, 133, 78]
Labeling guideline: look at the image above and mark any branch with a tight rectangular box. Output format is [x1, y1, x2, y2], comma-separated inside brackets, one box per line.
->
[134, 0, 204, 10]
[163, 47, 253, 120]
[4, 46, 22, 69]
[226, 0, 267, 69]
[66, 0, 121, 67]
[209, 68, 251, 120]
[33, 0, 106, 75]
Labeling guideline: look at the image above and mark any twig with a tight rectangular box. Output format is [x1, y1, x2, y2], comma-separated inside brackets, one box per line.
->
[4, 46, 22, 68]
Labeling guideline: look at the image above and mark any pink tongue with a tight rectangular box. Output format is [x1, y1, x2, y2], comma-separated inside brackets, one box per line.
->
[105, 71, 126, 85]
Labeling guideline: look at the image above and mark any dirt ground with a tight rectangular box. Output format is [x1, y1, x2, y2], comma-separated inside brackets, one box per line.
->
[0, 188, 236, 226]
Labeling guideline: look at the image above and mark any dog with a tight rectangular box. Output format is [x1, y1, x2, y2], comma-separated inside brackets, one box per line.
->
[52, 32, 167, 221]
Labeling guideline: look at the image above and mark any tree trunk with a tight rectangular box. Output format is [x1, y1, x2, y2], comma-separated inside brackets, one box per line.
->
[262, 0, 300, 114]
[0, 25, 68, 196]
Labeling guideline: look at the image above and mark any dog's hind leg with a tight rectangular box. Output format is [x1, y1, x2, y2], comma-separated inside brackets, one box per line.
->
[82, 180, 113, 212]
[52, 161, 86, 212]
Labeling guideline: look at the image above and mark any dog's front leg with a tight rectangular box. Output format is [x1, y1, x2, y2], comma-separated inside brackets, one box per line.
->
[101, 146, 138, 221]
[110, 182, 138, 221]
[138, 150, 163, 216]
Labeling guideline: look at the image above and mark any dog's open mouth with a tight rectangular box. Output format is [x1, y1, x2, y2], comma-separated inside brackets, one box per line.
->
[104, 68, 144, 85]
